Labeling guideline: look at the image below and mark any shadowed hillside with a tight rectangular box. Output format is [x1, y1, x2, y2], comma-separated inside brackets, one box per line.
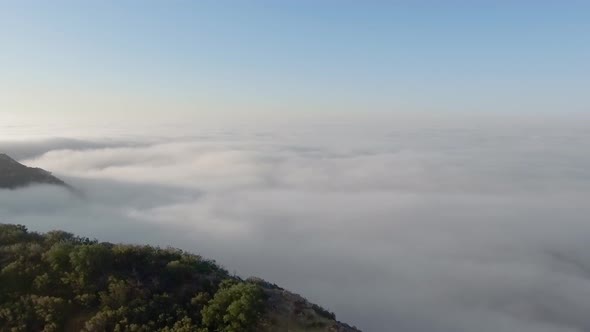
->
[0, 154, 66, 189]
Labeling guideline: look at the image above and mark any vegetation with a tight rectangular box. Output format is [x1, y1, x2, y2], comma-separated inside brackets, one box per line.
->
[0, 224, 265, 332]
[201, 280, 264, 332]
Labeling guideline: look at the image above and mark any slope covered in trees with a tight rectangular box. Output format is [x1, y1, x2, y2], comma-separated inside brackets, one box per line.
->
[0, 224, 360, 332]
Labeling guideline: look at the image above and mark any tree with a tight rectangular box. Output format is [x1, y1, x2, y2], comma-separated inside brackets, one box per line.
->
[201, 281, 265, 332]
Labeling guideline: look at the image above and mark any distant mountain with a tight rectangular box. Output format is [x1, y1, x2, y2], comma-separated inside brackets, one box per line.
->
[0, 153, 66, 189]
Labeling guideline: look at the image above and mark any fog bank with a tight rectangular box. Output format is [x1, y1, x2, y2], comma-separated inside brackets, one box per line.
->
[1, 121, 590, 331]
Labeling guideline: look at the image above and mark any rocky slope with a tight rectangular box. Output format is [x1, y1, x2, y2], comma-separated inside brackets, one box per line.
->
[252, 278, 361, 331]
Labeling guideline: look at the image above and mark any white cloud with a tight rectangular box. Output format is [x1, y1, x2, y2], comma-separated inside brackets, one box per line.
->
[1, 122, 590, 332]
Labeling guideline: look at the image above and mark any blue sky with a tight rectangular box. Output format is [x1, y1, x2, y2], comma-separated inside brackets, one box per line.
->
[2, 1, 589, 122]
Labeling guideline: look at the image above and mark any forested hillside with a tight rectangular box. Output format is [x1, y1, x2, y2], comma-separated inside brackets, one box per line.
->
[0, 224, 360, 332]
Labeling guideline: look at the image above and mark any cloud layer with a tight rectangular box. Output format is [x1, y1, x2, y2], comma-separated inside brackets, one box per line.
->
[1, 123, 590, 332]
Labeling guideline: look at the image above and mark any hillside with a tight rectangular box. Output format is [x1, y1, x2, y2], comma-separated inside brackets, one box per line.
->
[0, 224, 361, 332]
[0, 154, 66, 189]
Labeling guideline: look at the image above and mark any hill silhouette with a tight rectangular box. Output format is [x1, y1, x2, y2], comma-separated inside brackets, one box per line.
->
[0, 154, 66, 189]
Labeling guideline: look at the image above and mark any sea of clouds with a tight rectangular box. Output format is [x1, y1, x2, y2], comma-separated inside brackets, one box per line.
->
[1, 119, 590, 332]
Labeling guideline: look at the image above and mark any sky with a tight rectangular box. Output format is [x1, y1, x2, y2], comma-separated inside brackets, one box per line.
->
[2, 1, 589, 124]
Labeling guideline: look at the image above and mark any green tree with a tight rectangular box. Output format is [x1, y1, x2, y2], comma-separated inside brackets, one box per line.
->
[201, 281, 265, 332]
